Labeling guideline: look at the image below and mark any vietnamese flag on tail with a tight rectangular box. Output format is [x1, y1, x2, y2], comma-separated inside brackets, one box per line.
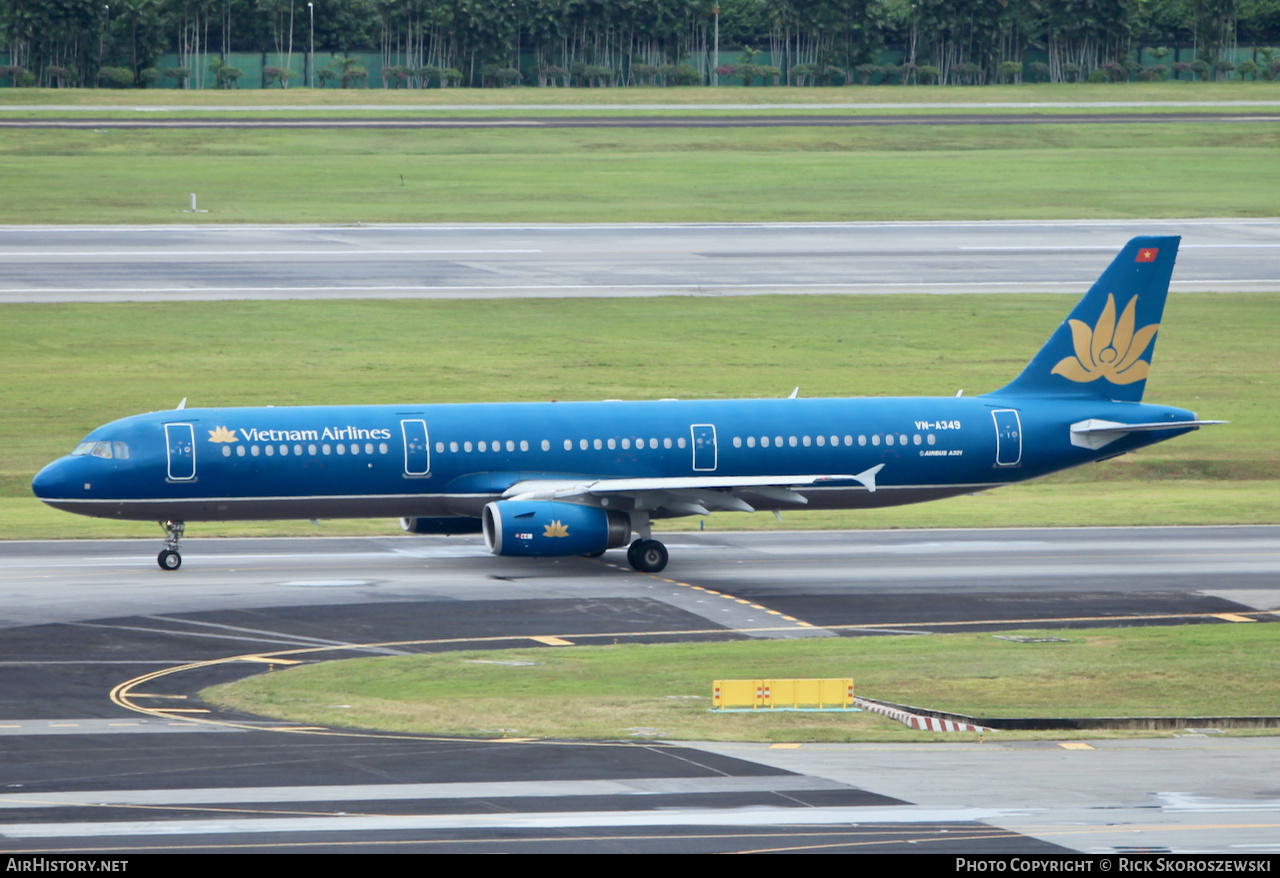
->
[1136, 247, 1159, 262]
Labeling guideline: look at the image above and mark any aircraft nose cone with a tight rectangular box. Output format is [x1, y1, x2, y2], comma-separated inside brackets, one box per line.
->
[32, 459, 71, 501]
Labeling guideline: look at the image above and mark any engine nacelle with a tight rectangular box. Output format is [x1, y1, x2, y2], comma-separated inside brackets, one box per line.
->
[400, 516, 483, 535]
[482, 500, 631, 557]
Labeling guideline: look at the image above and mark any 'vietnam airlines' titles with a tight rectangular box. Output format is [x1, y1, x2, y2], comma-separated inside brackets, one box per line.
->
[231, 426, 393, 443]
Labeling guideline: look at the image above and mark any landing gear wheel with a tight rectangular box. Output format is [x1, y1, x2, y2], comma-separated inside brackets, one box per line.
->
[158, 519, 185, 571]
[629, 539, 668, 574]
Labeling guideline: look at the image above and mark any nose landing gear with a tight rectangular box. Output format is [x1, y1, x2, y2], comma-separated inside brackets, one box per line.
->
[157, 520, 185, 570]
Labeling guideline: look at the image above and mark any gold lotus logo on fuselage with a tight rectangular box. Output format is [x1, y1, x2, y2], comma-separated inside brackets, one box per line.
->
[1052, 293, 1159, 386]
[544, 520, 569, 538]
[208, 426, 238, 443]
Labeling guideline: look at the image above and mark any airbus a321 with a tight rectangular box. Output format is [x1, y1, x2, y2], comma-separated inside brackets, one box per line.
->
[33, 236, 1219, 573]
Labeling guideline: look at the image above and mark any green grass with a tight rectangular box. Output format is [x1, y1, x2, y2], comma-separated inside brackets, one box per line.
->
[1, 121, 1277, 223]
[4, 82, 1279, 106]
[201, 624, 1280, 742]
[5, 293, 1276, 538]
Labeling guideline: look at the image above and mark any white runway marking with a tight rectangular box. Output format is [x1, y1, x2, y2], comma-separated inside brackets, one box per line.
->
[0, 775, 849, 809]
[0, 805, 1017, 838]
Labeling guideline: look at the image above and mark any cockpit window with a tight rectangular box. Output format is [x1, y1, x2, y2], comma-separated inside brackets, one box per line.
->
[71, 440, 128, 459]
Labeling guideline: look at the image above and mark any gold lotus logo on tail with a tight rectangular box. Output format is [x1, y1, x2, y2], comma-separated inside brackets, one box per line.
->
[1052, 294, 1159, 385]
[544, 520, 570, 538]
[207, 426, 238, 443]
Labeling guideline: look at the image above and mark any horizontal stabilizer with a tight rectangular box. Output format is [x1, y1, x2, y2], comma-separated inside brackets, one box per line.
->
[1069, 418, 1226, 450]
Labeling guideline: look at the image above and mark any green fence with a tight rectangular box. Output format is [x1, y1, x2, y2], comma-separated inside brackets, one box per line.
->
[2, 46, 1277, 89]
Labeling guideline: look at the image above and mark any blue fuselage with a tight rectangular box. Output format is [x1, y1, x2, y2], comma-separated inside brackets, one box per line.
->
[32, 395, 1196, 523]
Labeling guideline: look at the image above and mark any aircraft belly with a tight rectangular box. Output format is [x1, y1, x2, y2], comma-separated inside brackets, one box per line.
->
[41, 495, 481, 522]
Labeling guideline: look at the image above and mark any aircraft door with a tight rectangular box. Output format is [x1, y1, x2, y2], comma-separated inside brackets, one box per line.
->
[401, 419, 430, 476]
[691, 424, 717, 471]
[991, 409, 1022, 467]
[165, 423, 196, 481]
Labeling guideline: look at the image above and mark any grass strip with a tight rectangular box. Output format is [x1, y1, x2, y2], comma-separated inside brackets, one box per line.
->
[4, 83, 1279, 107]
[6, 294, 1274, 537]
[201, 623, 1280, 743]
[2, 122, 1277, 224]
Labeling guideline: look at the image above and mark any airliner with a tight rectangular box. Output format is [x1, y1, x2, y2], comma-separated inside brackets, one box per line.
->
[33, 236, 1218, 572]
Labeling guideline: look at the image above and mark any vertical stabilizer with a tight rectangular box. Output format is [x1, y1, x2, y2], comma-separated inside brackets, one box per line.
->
[987, 236, 1179, 402]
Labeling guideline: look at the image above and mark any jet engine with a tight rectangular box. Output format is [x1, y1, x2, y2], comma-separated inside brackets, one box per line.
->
[400, 516, 483, 535]
[482, 500, 631, 557]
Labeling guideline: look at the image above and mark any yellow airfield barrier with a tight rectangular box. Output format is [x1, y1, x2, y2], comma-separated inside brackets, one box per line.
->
[712, 678, 854, 711]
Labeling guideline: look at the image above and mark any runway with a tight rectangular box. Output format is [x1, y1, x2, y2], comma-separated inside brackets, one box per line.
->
[0, 527, 1277, 853]
[2, 218, 1279, 303]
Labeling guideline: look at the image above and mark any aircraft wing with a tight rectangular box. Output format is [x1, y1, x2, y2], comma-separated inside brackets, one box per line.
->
[502, 465, 885, 514]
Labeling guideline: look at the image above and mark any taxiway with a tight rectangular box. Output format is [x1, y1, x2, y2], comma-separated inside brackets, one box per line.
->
[0, 527, 1276, 853]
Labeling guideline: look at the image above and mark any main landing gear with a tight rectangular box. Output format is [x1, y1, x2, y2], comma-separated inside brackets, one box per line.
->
[157, 519, 184, 571]
[626, 539, 668, 574]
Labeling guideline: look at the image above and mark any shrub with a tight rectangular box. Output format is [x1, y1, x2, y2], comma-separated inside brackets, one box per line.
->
[855, 62, 880, 85]
[1236, 60, 1258, 81]
[1100, 62, 1129, 82]
[1028, 61, 1050, 83]
[1087, 68, 1110, 83]
[918, 65, 940, 84]
[953, 61, 982, 84]
[380, 65, 409, 88]
[881, 63, 903, 84]
[216, 66, 242, 88]
[164, 67, 190, 87]
[998, 60, 1022, 82]
[265, 66, 299, 88]
[629, 62, 658, 86]
[410, 65, 437, 87]
[789, 62, 817, 86]
[1190, 59, 1211, 81]
[540, 64, 571, 87]
[46, 66, 77, 87]
[98, 66, 135, 88]
[1138, 64, 1168, 82]
[671, 63, 701, 86]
